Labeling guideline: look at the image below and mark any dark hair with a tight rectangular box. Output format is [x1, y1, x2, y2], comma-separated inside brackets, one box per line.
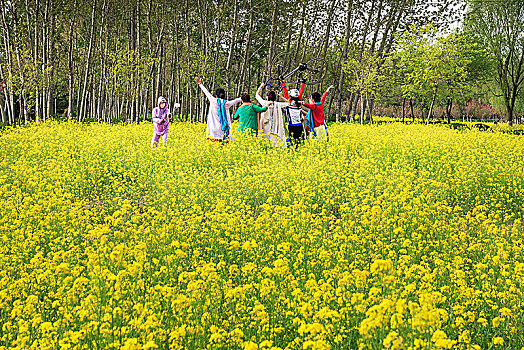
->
[288, 91, 300, 106]
[266, 90, 276, 102]
[311, 92, 321, 103]
[215, 88, 226, 99]
[241, 92, 251, 103]
[292, 100, 301, 108]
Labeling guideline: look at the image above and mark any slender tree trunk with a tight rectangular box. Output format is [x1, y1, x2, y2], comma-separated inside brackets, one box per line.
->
[294, 2, 307, 63]
[285, 16, 293, 55]
[336, 0, 354, 121]
[505, 102, 514, 127]
[0, 65, 12, 125]
[0, 93, 5, 124]
[226, 1, 239, 97]
[351, 93, 359, 122]
[427, 84, 438, 125]
[156, 42, 163, 99]
[446, 98, 452, 124]
[13, 43, 29, 124]
[148, 0, 155, 108]
[9, 92, 15, 125]
[46, 8, 55, 122]
[210, 10, 221, 92]
[360, 95, 364, 125]
[410, 99, 415, 123]
[18, 95, 23, 125]
[35, 90, 40, 122]
[367, 97, 374, 124]
[174, 15, 181, 121]
[401, 97, 405, 123]
[359, 0, 376, 60]
[0, 53, 12, 123]
[0, 4, 14, 124]
[95, 0, 107, 122]
[79, 4, 96, 122]
[369, 0, 384, 53]
[22, 91, 28, 124]
[266, 0, 279, 74]
[345, 93, 354, 122]
[237, 0, 254, 96]
[90, 88, 95, 122]
[67, 17, 75, 120]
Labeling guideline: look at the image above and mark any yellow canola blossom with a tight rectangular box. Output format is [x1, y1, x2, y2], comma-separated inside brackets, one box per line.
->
[0, 121, 523, 349]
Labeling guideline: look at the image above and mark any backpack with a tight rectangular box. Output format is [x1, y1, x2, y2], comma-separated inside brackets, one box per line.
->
[286, 106, 303, 126]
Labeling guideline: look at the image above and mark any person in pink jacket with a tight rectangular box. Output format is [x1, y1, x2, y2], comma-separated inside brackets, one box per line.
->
[151, 96, 171, 147]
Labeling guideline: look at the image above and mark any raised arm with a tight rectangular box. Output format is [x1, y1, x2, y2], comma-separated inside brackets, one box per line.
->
[276, 101, 290, 109]
[279, 92, 291, 103]
[256, 84, 266, 105]
[195, 77, 214, 101]
[256, 84, 264, 98]
[298, 83, 306, 100]
[225, 98, 242, 109]
[281, 82, 289, 100]
[322, 86, 335, 103]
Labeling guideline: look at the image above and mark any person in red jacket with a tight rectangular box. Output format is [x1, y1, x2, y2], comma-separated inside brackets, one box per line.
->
[300, 86, 334, 138]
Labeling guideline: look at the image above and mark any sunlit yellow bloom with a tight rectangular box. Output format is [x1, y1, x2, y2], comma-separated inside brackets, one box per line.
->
[493, 337, 504, 345]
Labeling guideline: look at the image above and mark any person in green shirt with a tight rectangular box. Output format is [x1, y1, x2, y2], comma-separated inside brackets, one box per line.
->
[233, 93, 273, 135]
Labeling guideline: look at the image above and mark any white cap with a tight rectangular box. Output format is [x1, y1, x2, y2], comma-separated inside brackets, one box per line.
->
[289, 89, 300, 98]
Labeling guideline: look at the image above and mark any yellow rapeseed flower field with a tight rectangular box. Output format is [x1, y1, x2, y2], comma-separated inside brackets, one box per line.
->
[0, 122, 523, 350]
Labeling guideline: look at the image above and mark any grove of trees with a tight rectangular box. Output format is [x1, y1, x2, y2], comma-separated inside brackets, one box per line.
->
[0, 0, 522, 126]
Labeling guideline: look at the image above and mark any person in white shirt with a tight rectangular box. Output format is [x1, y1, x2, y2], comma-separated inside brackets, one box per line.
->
[255, 83, 290, 147]
[195, 77, 242, 142]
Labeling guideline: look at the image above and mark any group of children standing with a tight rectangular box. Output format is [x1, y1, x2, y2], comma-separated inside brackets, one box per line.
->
[150, 77, 334, 148]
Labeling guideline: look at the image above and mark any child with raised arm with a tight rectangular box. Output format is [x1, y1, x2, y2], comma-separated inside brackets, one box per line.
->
[300, 86, 335, 139]
[195, 77, 242, 142]
[256, 83, 289, 146]
[151, 96, 171, 147]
